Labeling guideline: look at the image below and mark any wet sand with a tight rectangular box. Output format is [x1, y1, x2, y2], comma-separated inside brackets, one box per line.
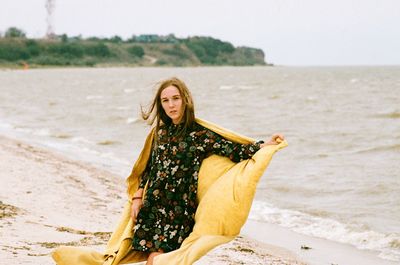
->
[0, 135, 305, 264]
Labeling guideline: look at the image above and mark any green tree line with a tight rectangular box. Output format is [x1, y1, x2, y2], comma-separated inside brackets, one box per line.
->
[0, 27, 267, 67]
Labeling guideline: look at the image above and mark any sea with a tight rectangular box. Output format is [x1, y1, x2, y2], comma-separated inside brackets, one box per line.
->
[0, 66, 399, 262]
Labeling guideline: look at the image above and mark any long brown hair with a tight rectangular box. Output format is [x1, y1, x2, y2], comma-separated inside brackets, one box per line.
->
[141, 77, 195, 139]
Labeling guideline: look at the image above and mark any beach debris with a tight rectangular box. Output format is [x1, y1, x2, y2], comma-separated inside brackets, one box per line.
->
[231, 246, 255, 254]
[0, 201, 20, 219]
[33, 227, 112, 249]
[300, 245, 312, 250]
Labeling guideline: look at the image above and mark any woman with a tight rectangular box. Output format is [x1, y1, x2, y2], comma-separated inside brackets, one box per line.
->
[130, 77, 284, 265]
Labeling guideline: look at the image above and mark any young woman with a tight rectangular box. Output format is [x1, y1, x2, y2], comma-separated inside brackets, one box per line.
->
[130, 77, 284, 265]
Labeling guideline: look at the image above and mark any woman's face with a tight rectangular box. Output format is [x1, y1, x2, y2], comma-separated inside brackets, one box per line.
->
[160, 85, 183, 124]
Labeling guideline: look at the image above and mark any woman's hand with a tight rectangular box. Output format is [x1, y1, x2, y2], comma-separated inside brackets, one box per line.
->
[130, 197, 143, 222]
[130, 188, 144, 222]
[260, 133, 285, 147]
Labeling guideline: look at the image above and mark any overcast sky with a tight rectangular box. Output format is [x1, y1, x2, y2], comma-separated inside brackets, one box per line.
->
[1, 0, 399, 66]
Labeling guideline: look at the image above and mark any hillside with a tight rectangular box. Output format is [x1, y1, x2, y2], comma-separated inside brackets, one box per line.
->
[0, 33, 269, 68]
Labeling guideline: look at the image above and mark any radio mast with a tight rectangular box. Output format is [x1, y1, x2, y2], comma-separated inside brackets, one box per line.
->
[46, 0, 56, 38]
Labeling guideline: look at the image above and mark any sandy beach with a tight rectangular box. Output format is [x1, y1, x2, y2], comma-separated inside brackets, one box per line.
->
[0, 134, 305, 265]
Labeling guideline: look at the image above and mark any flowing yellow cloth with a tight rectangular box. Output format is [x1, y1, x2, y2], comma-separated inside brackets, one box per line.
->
[52, 118, 288, 265]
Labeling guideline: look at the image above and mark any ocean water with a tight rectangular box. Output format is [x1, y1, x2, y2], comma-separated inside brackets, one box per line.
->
[0, 66, 399, 262]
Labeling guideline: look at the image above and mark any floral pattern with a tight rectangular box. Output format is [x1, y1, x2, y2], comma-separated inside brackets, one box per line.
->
[132, 122, 260, 253]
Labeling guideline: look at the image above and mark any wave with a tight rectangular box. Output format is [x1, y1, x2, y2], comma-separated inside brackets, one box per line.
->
[0, 120, 74, 141]
[51, 133, 73, 139]
[0, 120, 13, 130]
[354, 144, 400, 154]
[269, 95, 280, 100]
[71, 136, 95, 145]
[123, 88, 135, 93]
[1, 121, 73, 141]
[126, 117, 141, 124]
[219, 85, 233, 90]
[237, 85, 256, 90]
[0, 119, 130, 175]
[249, 200, 400, 262]
[306, 96, 318, 102]
[39, 133, 132, 172]
[115, 106, 131, 111]
[219, 85, 257, 90]
[97, 140, 121, 146]
[373, 111, 400, 119]
[86, 95, 104, 100]
[14, 126, 51, 137]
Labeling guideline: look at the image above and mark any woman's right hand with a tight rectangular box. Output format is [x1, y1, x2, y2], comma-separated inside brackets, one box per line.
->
[131, 197, 143, 222]
[261, 133, 285, 147]
[131, 188, 144, 222]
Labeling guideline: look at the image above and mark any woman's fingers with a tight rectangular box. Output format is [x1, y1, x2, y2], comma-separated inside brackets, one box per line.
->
[131, 209, 138, 222]
[272, 133, 284, 141]
[271, 134, 285, 144]
[131, 201, 143, 221]
[262, 134, 285, 146]
[131, 208, 136, 220]
[133, 211, 137, 221]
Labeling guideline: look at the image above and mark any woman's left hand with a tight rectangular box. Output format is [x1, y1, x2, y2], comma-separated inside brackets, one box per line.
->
[261, 133, 285, 147]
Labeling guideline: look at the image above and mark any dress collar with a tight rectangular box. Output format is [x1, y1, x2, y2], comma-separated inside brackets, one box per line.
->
[168, 122, 183, 135]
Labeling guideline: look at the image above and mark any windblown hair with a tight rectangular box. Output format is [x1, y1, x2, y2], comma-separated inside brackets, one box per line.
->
[141, 77, 195, 139]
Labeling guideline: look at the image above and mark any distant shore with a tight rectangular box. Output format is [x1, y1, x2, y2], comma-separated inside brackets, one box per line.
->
[0, 134, 303, 265]
[0, 33, 270, 68]
[0, 63, 273, 70]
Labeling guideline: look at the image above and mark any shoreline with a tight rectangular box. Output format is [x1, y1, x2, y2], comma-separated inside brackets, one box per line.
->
[0, 65, 273, 72]
[242, 220, 399, 265]
[1, 66, 399, 264]
[0, 134, 305, 264]
[2, 133, 396, 264]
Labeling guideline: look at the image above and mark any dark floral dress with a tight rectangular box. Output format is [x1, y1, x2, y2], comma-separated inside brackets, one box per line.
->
[132, 122, 260, 253]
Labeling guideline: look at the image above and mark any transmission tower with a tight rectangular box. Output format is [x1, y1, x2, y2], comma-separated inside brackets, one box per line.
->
[46, 0, 56, 38]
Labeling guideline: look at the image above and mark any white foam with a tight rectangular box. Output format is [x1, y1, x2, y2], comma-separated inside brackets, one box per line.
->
[71, 136, 94, 145]
[379, 250, 400, 262]
[249, 200, 400, 262]
[115, 106, 131, 110]
[0, 120, 13, 129]
[43, 139, 130, 176]
[34, 128, 51, 136]
[13, 126, 51, 137]
[86, 95, 104, 100]
[126, 117, 140, 124]
[306, 96, 318, 102]
[219, 85, 234, 90]
[237, 85, 256, 90]
[123, 88, 135, 93]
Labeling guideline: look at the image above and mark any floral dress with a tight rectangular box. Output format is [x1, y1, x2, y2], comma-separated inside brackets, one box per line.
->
[132, 122, 261, 253]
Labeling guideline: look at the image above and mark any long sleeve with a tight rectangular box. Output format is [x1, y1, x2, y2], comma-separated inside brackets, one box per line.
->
[199, 128, 261, 162]
[138, 160, 151, 189]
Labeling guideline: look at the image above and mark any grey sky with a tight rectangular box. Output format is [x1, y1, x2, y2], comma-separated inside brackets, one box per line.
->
[1, 0, 399, 65]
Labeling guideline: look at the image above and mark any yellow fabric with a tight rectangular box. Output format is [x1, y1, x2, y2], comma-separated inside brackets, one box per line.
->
[52, 118, 288, 265]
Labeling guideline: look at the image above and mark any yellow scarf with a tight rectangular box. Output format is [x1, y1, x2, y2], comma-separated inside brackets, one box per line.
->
[52, 118, 288, 265]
